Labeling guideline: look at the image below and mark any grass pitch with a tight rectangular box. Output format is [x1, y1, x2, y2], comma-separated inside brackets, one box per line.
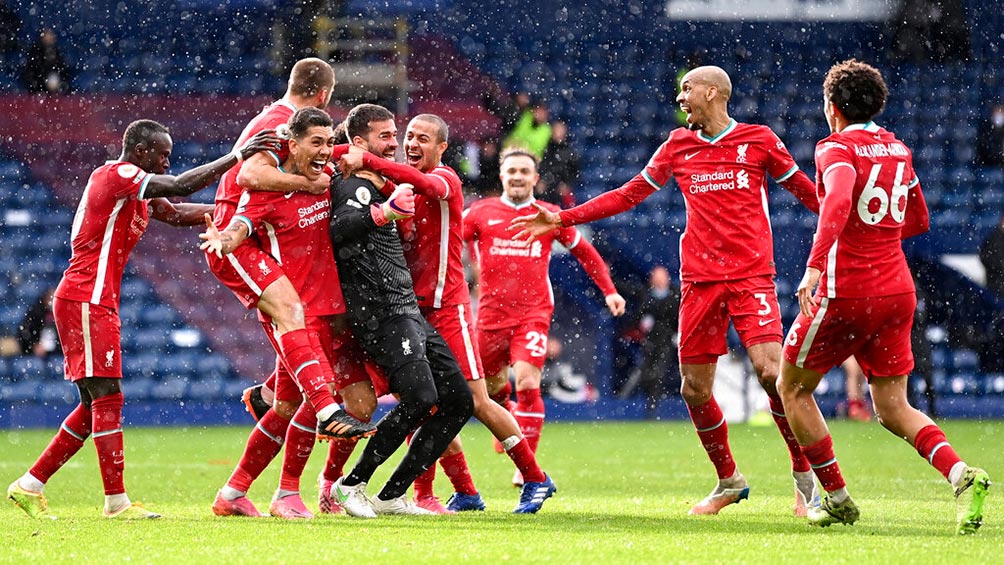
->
[2, 418, 999, 564]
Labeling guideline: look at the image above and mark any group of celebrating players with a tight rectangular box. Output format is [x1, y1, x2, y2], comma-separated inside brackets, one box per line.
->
[6, 54, 990, 534]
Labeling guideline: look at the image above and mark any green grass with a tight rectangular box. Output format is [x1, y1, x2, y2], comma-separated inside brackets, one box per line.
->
[2, 419, 1000, 564]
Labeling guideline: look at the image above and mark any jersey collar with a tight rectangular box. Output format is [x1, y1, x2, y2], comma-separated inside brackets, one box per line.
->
[843, 121, 880, 132]
[697, 119, 737, 144]
[501, 194, 536, 210]
[278, 97, 298, 112]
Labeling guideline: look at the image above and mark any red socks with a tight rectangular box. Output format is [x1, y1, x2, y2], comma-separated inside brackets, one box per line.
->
[767, 394, 811, 473]
[227, 410, 289, 493]
[279, 402, 318, 492]
[90, 392, 125, 495]
[440, 452, 478, 496]
[29, 403, 92, 484]
[413, 464, 437, 499]
[914, 424, 961, 480]
[514, 388, 544, 453]
[687, 397, 737, 480]
[505, 438, 546, 484]
[278, 329, 335, 413]
[803, 435, 846, 492]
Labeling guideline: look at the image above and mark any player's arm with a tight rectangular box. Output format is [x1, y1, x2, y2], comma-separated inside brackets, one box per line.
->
[237, 144, 349, 195]
[148, 199, 214, 226]
[798, 163, 856, 316]
[562, 228, 626, 316]
[779, 169, 821, 214]
[900, 178, 930, 239]
[330, 182, 415, 243]
[142, 129, 280, 199]
[339, 146, 448, 199]
[198, 213, 251, 257]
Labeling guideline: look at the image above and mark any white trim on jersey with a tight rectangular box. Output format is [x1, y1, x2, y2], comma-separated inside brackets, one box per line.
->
[641, 170, 663, 190]
[826, 240, 839, 298]
[263, 222, 281, 264]
[432, 200, 449, 308]
[227, 253, 264, 296]
[796, 297, 829, 367]
[81, 302, 93, 377]
[90, 198, 127, 305]
[137, 173, 154, 200]
[456, 303, 482, 380]
[760, 182, 772, 234]
[774, 165, 798, 183]
[566, 229, 582, 250]
[431, 169, 451, 199]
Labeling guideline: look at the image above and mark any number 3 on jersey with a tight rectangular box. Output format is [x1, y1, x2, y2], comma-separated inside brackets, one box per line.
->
[525, 331, 547, 358]
[857, 162, 907, 225]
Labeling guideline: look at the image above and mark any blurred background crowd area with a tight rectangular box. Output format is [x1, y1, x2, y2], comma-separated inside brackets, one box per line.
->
[2, 0, 1003, 425]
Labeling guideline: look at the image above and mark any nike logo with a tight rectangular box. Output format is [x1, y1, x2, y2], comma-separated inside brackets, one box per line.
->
[284, 192, 295, 199]
[758, 319, 775, 327]
[685, 152, 700, 160]
[488, 219, 504, 226]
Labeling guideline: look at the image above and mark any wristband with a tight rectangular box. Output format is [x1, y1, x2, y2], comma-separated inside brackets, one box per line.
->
[231, 148, 244, 163]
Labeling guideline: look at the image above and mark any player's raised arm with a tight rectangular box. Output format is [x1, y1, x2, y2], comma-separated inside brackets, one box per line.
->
[237, 143, 349, 195]
[198, 212, 250, 258]
[143, 129, 281, 199]
[509, 202, 563, 241]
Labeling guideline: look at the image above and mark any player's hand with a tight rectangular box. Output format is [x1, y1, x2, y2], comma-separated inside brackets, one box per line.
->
[796, 267, 822, 317]
[198, 213, 224, 258]
[304, 172, 331, 195]
[339, 145, 366, 179]
[382, 183, 415, 221]
[605, 293, 627, 317]
[239, 128, 283, 160]
[509, 202, 562, 241]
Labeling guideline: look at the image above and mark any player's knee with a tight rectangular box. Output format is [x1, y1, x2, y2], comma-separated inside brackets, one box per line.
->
[273, 398, 302, 419]
[393, 361, 438, 414]
[680, 379, 711, 405]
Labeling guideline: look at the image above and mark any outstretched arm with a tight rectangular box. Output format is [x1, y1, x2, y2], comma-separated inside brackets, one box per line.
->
[566, 232, 625, 316]
[780, 169, 821, 214]
[339, 146, 449, 199]
[199, 213, 250, 257]
[238, 144, 349, 195]
[149, 199, 214, 226]
[143, 129, 281, 199]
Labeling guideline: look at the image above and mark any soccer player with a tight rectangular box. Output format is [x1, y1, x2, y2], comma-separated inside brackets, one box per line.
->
[204, 58, 366, 443]
[464, 148, 625, 495]
[6, 119, 277, 520]
[512, 65, 822, 516]
[776, 59, 990, 534]
[327, 104, 475, 518]
[200, 108, 376, 519]
[340, 116, 562, 513]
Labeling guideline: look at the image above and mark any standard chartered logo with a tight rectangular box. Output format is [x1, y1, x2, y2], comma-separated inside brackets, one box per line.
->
[736, 170, 749, 189]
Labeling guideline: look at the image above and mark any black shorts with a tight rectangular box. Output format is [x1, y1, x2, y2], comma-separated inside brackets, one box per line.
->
[354, 313, 462, 387]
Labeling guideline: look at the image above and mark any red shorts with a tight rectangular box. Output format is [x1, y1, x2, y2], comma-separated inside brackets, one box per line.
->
[477, 317, 550, 377]
[206, 238, 286, 309]
[678, 275, 783, 364]
[423, 304, 484, 381]
[783, 293, 916, 378]
[53, 297, 122, 380]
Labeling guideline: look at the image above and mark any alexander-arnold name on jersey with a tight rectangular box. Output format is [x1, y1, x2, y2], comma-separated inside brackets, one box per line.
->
[854, 141, 909, 158]
[489, 236, 543, 258]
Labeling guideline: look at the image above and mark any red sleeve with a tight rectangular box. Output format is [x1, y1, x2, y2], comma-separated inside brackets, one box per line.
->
[562, 229, 618, 296]
[780, 169, 820, 214]
[360, 153, 449, 199]
[901, 178, 930, 239]
[806, 164, 856, 270]
[557, 138, 673, 227]
[462, 206, 477, 242]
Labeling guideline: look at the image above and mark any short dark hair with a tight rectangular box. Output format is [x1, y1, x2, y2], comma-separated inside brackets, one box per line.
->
[499, 148, 538, 170]
[288, 107, 333, 139]
[332, 121, 348, 145]
[823, 59, 888, 123]
[411, 113, 449, 144]
[288, 58, 335, 98]
[122, 119, 170, 152]
[345, 103, 395, 140]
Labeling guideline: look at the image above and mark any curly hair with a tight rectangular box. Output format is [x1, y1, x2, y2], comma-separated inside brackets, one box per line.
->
[823, 59, 888, 123]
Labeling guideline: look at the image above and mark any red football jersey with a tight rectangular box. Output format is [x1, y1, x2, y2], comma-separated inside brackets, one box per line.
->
[643, 121, 800, 282]
[55, 161, 154, 309]
[809, 122, 927, 298]
[399, 164, 471, 308]
[233, 175, 344, 317]
[465, 196, 615, 330]
[212, 99, 295, 227]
